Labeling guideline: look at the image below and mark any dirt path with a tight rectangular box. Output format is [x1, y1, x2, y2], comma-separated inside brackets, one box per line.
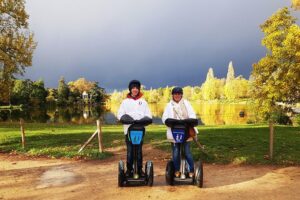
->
[1, 145, 300, 200]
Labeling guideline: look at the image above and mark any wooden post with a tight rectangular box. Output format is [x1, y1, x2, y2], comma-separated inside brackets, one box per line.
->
[269, 121, 274, 159]
[97, 120, 104, 153]
[20, 118, 25, 148]
[78, 130, 98, 153]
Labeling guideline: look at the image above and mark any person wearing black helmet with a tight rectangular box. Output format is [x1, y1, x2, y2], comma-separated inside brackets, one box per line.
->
[162, 86, 198, 178]
[117, 80, 152, 177]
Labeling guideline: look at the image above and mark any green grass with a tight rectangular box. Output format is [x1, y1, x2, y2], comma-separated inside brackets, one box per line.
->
[0, 123, 299, 164]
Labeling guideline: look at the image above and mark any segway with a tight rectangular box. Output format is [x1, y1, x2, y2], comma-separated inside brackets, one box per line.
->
[165, 119, 203, 188]
[118, 116, 153, 187]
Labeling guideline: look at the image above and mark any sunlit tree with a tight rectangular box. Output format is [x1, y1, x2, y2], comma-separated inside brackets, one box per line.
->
[30, 79, 47, 106]
[11, 79, 32, 105]
[225, 76, 249, 100]
[252, 7, 300, 158]
[292, 0, 300, 10]
[0, 0, 36, 104]
[252, 7, 300, 118]
[201, 68, 224, 100]
[226, 61, 235, 84]
[68, 78, 94, 94]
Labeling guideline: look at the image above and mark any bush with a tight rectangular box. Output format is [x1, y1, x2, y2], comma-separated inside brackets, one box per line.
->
[292, 114, 300, 126]
[273, 110, 292, 125]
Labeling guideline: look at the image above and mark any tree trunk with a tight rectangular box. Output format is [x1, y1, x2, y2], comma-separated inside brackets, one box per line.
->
[269, 121, 274, 159]
[20, 118, 25, 148]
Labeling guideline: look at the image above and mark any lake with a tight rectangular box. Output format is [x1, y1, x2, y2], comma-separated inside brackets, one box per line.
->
[0, 101, 256, 125]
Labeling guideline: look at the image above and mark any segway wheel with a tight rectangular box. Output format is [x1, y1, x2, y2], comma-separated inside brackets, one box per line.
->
[194, 160, 203, 188]
[145, 161, 154, 186]
[165, 160, 175, 185]
[118, 160, 125, 187]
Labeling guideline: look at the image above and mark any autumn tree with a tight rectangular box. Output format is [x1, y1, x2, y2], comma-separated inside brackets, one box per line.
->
[252, 7, 300, 117]
[252, 7, 300, 158]
[57, 77, 69, 106]
[11, 79, 32, 105]
[68, 77, 94, 94]
[89, 82, 108, 104]
[225, 76, 249, 100]
[226, 61, 235, 84]
[190, 86, 202, 101]
[0, 0, 36, 104]
[292, 0, 300, 10]
[46, 88, 57, 104]
[162, 86, 171, 102]
[30, 79, 47, 106]
[201, 68, 224, 100]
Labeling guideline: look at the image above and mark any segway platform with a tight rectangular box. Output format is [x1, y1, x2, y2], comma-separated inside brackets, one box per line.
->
[118, 126, 154, 187]
[165, 124, 203, 188]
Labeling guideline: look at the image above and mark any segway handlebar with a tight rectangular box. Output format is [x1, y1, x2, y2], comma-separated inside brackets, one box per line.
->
[120, 114, 152, 126]
[165, 118, 198, 127]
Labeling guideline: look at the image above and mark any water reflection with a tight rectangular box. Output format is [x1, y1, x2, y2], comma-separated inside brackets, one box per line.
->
[0, 101, 255, 125]
[109, 101, 255, 125]
[0, 105, 106, 124]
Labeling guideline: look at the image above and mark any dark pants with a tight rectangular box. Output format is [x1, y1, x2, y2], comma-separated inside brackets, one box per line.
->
[172, 142, 194, 172]
[125, 135, 143, 172]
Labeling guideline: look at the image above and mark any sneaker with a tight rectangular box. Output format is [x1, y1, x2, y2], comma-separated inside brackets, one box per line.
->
[175, 171, 181, 178]
[189, 172, 194, 178]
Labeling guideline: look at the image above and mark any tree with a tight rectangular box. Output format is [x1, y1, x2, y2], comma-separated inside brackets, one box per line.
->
[0, 0, 36, 103]
[226, 61, 235, 84]
[46, 88, 57, 104]
[190, 86, 202, 101]
[225, 76, 249, 100]
[252, 7, 300, 114]
[11, 79, 32, 105]
[201, 68, 224, 100]
[183, 86, 193, 100]
[30, 80, 47, 106]
[57, 77, 69, 106]
[251, 7, 300, 158]
[162, 86, 171, 102]
[292, 0, 300, 10]
[68, 78, 94, 94]
[89, 82, 108, 104]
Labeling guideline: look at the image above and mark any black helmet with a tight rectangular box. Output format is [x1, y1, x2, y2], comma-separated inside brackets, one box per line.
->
[172, 87, 183, 95]
[128, 80, 141, 91]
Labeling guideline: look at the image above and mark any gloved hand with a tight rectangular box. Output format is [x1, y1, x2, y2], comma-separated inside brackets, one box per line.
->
[134, 117, 152, 126]
[120, 114, 134, 124]
[184, 118, 198, 126]
[165, 118, 184, 127]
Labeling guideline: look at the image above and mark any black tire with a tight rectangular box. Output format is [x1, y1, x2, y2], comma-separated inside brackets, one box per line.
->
[165, 160, 175, 185]
[195, 160, 203, 188]
[146, 161, 154, 187]
[118, 160, 125, 187]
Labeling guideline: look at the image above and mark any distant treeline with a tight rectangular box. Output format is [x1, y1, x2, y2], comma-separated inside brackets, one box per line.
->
[110, 62, 251, 104]
[0, 77, 108, 107]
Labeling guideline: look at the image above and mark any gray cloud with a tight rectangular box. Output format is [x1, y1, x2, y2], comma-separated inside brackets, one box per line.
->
[24, 0, 300, 90]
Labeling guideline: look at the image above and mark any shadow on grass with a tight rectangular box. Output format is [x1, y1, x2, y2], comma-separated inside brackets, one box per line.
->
[0, 130, 125, 159]
[151, 126, 300, 165]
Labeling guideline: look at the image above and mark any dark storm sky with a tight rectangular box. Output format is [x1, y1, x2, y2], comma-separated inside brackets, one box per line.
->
[24, 0, 300, 91]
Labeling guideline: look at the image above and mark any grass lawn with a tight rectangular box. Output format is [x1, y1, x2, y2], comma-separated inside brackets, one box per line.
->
[0, 123, 299, 165]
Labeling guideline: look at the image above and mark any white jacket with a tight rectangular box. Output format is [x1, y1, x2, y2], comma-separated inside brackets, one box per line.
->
[117, 97, 152, 135]
[162, 99, 198, 142]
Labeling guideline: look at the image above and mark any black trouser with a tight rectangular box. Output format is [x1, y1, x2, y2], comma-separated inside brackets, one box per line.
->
[125, 135, 143, 172]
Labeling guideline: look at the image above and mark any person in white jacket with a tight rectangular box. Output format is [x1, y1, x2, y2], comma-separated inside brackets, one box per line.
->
[117, 80, 152, 177]
[162, 87, 198, 178]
